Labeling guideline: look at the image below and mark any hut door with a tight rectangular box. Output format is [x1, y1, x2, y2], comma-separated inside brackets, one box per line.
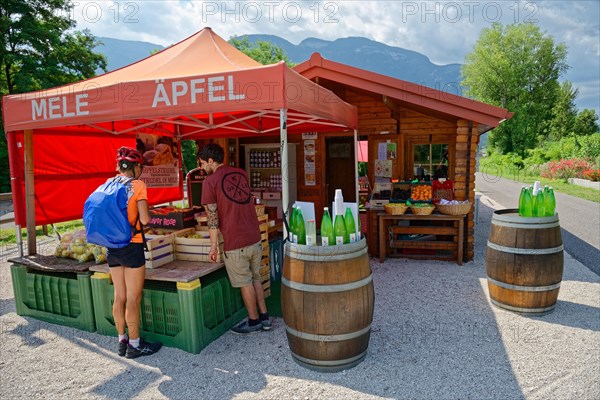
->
[325, 137, 356, 206]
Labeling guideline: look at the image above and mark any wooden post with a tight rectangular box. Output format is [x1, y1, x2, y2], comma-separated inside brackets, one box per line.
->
[24, 129, 36, 255]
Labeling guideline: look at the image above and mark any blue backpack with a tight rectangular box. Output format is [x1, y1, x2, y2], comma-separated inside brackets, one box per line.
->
[83, 176, 136, 249]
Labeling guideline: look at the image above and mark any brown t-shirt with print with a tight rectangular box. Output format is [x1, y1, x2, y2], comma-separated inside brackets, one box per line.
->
[201, 165, 260, 251]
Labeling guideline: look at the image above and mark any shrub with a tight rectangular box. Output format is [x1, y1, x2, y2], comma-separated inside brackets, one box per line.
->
[540, 158, 593, 181]
[582, 169, 600, 181]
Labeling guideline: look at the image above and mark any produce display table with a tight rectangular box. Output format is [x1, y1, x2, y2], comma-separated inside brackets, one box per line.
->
[89, 259, 247, 354]
[89, 259, 223, 282]
[377, 212, 465, 265]
[9, 255, 96, 332]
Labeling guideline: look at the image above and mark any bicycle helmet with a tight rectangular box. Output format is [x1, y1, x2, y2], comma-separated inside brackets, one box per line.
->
[117, 146, 144, 169]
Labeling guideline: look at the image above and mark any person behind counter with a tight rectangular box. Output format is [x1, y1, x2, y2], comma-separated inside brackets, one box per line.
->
[197, 144, 272, 334]
[109, 147, 161, 358]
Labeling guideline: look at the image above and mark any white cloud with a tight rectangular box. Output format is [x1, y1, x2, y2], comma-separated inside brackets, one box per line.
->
[72, 0, 599, 112]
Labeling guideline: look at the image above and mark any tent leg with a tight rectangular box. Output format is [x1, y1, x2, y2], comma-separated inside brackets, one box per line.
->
[24, 129, 36, 255]
[280, 108, 289, 240]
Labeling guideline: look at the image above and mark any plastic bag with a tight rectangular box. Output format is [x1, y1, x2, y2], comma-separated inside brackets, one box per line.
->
[54, 229, 107, 263]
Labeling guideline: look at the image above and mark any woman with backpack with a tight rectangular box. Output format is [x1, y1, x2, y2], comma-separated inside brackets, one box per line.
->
[107, 146, 161, 358]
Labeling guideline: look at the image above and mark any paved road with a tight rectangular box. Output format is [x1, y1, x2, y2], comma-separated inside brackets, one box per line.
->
[475, 172, 600, 275]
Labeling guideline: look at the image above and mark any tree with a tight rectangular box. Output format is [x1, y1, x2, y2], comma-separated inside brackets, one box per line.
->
[548, 81, 578, 140]
[229, 36, 295, 67]
[573, 109, 599, 136]
[462, 23, 568, 156]
[0, 0, 107, 192]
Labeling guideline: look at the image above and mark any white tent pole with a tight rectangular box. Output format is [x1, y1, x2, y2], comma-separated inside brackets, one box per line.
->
[280, 108, 289, 239]
[354, 129, 359, 204]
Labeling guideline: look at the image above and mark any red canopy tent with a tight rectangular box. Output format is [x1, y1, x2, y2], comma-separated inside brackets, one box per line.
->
[2, 28, 358, 251]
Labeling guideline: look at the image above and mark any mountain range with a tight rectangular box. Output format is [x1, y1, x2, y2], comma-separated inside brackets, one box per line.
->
[94, 35, 463, 90]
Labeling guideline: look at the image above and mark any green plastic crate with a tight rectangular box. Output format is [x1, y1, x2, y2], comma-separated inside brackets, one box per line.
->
[91, 269, 246, 354]
[10, 264, 96, 332]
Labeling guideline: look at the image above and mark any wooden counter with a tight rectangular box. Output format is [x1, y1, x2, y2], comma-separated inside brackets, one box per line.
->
[377, 212, 465, 265]
[90, 260, 224, 283]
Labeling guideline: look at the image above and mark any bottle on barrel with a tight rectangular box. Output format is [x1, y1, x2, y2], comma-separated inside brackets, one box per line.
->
[334, 213, 347, 245]
[344, 207, 357, 243]
[288, 205, 297, 242]
[532, 181, 545, 217]
[306, 219, 317, 246]
[545, 186, 556, 216]
[320, 207, 335, 246]
[519, 186, 534, 217]
[295, 207, 306, 245]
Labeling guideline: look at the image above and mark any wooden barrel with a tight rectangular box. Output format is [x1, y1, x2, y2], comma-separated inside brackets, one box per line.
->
[486, 209, 563, 314]
[282, 238, 374, 372]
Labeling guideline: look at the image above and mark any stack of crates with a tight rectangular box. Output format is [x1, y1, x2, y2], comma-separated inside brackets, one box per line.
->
[10, 263, 96, 332]
[90, 268, 247, 354]
[258, 214, 271, 298]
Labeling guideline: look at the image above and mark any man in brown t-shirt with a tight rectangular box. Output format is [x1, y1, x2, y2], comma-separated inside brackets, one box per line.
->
[198, 143, 271, 334]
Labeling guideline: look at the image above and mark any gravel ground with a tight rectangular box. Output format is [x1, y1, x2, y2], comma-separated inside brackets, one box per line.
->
[0, 196, 599, 400]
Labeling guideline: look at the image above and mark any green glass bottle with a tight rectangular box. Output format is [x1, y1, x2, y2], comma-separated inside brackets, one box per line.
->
[534, 190, 545, 217]
[545, 187, 556, 216]
[288, 206, 297, 242]
[334, 213, 347, 245]
[320, 207, 335, 246]
[344, 207, 357, 243]
[295, 207, 306, 245]
[522, 187, 533, 217]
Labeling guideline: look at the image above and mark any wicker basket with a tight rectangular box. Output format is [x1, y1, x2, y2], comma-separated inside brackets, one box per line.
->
[384, 204, 408, 215]
[436, 202, 472, 216]
[410, 205, 436, 215]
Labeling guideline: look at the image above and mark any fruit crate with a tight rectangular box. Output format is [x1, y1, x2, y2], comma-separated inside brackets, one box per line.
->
[90, 268, 246, 354]
[258, 214, 271, 298]
[148, 206, 200, 229]
[410, 182, 433, 203]
[10, 262, 96, 332]
[145, 232, 175, 269]
[173, 227, 223, 262]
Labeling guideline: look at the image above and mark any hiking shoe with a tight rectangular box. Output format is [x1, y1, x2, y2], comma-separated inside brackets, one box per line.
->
[231, 320, 263, 334]
[118, 339, 128, 357]
[260, 317, 272, 331]
[125, 339, 162, 359]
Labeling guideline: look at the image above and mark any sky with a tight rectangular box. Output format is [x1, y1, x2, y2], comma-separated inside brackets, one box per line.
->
[71, 0, 600, 113]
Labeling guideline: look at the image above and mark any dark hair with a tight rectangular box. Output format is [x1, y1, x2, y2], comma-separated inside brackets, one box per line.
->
[197, 143, 224, 163]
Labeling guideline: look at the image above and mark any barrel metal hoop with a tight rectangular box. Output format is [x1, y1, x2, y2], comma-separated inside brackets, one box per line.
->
[282, 274, 373, 293]
[285, 324, 372, 342]
[487, 241, 563, 255]
[286, 245, 368, 261]
[291, 350, 368, 367]
[487, 276, 561, 292]
[490, 298, 557, 314]
[492, 220, 560, 229]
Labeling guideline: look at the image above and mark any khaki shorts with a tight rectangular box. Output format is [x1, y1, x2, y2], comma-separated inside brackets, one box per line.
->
[222, 241, 262, 288]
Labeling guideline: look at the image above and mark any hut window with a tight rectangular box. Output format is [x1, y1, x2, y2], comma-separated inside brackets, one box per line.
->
[413, 143, 449, 181]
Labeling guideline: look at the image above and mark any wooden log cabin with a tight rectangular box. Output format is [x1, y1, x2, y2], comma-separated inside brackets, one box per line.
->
[291, 53, 513, 262]
[194, 53, 512, 263]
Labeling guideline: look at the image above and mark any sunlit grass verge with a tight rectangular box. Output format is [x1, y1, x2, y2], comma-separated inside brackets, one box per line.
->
[0, 220, 84, 245]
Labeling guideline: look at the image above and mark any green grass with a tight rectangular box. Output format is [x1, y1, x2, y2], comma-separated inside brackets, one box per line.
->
[479, 167, 600, 203]
[0, 220, 85, 245]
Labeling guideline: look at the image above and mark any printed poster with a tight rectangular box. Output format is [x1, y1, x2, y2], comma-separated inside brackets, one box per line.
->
[304, 139, 316, 186]
[136, 132, 180, 188]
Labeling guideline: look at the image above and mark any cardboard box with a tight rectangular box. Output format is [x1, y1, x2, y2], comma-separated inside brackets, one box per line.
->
[148, 206, 200, 229]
